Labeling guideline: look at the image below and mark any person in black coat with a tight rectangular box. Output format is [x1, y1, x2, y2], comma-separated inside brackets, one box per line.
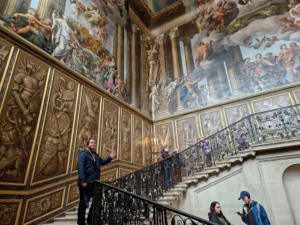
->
[208, 201, 231, 225]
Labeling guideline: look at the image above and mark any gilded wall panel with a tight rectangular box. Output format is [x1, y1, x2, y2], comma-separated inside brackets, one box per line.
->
[67, 182, 80, 206]
[0, 38, 13, 93]
[72, 86, 102, 172]
[133, 116, 143, 165]
[143, 121, 153, 166]
[251, 93, 293, 113]
[175, 116, 199, 151]
[154, 121, 175, 154]
[120, 109, 132, 162]
[31, 71, 79, 185]
[24, 188, 65, 224]
[223, 103, 251, 126]
[199, 110, 224, 137]
[0, 199, 22, 225]
[100, 99, 119, 159]
[119, 168, 132, 178]
[0, 50, 50, 185]
[292, 89, 300, 104]
[100, 168, 118, 182]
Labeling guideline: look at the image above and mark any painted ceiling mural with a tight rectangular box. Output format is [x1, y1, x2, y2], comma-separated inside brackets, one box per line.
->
[149, 0, 300, 119]
[0, 0, 129, 102]
[143, 0, 179, 13]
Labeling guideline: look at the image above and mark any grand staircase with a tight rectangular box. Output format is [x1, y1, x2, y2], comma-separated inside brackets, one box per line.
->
[41, 105, 300, 224]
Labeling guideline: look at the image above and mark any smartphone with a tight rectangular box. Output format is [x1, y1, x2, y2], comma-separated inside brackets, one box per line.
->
[236, 212, 242, 216]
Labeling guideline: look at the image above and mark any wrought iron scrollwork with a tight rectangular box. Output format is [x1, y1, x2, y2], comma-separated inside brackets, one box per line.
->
[93, 182, 215, 225]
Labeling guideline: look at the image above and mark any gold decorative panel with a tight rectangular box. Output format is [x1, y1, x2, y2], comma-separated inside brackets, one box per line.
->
[31, 71, 79, 185]
[133, 116, 143, 165]
[199, 110, 224, 137]
[72, 87, 102, 172]
[175, 116, 199, 151]
[0, 50, 50, 186]
[154, 121, 175, 153]
[100, 99, 119, 159]
[143, 121, 153, 166]
[120, 109, 132, 162]
[119, 168, 132, 178]
[0, 199, 22, 225]
[251, 93, 293, 113]
[0, 38, 13, 93]
[67, 182, 80, 206]
[24, 187, 65, 224]
[101, 168, 118, 182]
[292, 90, 300, 104]
[223, 103, 251, 126]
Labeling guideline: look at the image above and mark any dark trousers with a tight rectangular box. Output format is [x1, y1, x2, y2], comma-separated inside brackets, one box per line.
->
[205, 152, 212, 166]
[78, 183, 94, 225]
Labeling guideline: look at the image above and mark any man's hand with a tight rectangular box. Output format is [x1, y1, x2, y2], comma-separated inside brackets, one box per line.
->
[82, 183, 87, 187]
[109, 151, 116, 159]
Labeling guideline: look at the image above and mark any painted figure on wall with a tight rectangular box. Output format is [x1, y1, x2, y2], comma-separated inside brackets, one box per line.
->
[1, 0, 129, 103]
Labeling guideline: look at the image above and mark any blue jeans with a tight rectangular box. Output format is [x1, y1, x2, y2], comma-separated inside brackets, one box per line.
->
[77, 183, 94, 225]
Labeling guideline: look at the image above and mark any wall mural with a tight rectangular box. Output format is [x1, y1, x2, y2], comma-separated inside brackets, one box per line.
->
[120, 109, 132, 162]
[100, 99, 119, 159]
[150, 0, 300, 119]
[72, 86, 101, 172]
[133, 115, 143, 165]
[0, 0, 129, 103]
[0, 50, 49, 185]
[32, 71, 79, 185]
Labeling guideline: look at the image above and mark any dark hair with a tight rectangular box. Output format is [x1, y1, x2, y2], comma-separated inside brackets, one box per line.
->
[238, 0, 248, 5]
[86, 138, 93, 146]
[208, 201, 224, 219]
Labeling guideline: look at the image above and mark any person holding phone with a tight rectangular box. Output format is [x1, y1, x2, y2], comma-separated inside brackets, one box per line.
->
[208, 201, 231, 225]
[237, 191, 271, 225]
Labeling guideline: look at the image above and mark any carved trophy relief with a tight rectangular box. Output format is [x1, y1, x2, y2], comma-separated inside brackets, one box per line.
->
[0, 51, 49, 185]
[72, 87, 101, 172]
[200, 111, 223, 137]
[143, 122, 152, 166]
[224, 104, 250, 126]
[252, 94, 292, 113]
[0, 38, 13, 92]
[32, 72, 79, 184]
[120, 110, 131, 162]
[119, 168, 132, 178]
[293, 90, 300, 104]
[101, 99, 119, 159]
[133, 116, 143, 165]
[68, 183, 80, 205]
[101, 169, 117, 182]
[25, 189, 64, 223]
[154, 121, 175, 153]
[176, 116, 199, 151]
[0, 201, 21, 225]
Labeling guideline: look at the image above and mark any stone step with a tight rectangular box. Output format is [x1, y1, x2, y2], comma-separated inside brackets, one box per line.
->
[215, 162, 231, 168]
[54, 215, 77, 221]
[181, 179, 198, 184]
[43, 222, 77, 225]
[163, 191, 182, 197]
[174, 183, 188, 188]
[226, 155, 244, 163]
[158, 196, 177, 201]
[156, 200, 173, 206]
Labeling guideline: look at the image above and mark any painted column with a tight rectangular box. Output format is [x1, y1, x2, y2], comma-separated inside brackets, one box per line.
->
[126, 26, 132, 103]
[117, 24, 124, 75]
[183, 37, 195, 75]
[37, 0, 67, 19]
[169, 27, 181, 79]
[131, 24, 139, 107]
[3, 0, 19, 14]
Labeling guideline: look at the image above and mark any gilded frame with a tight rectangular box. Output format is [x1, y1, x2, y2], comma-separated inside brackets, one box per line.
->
[23, 187, 66, 225]
[99, 98, 120, 160]
[198, 109, 224, 137]
[0, 50, 51, 186]
[0, 199, 23, 225]
[119, 168, 132, 178]
[153, 120, 176, 153]
[0, 37, 14, 96]
[119, 108, 132, 163]
[223, 102, 252, 126]
[132, 115, 144, 166]
[292, 89, 300, 104]
[30, 70, 80, 185]
[101, 168, 119, 182]
[71, 85, 102, 173]
[143, 120, 153, 166]
[174, 115, 200, 151]
[66, 182, 80, 206]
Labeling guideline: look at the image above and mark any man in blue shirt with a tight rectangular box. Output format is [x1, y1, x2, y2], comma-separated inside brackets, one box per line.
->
[77, 138, 116, 225]
[237, 191, 271, 225]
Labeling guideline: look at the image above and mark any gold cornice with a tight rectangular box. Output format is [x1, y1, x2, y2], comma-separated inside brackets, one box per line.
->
[0, 176, 77, 196]
[0, 25, 153, 123]
[129, 7, 151, 37]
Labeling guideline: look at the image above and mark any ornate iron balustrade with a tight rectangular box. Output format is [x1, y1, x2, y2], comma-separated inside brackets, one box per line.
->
[112, 105, 300, 201]
[93, 181, 217, 225]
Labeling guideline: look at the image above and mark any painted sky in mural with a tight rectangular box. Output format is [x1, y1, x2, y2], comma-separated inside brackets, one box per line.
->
[1, 0, 129, 102]
[143, 0, 179, 13]
[152, 0, 300, 118]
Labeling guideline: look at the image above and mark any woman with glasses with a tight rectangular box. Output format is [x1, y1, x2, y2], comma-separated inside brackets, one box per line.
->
[208, 201, 231, 225]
